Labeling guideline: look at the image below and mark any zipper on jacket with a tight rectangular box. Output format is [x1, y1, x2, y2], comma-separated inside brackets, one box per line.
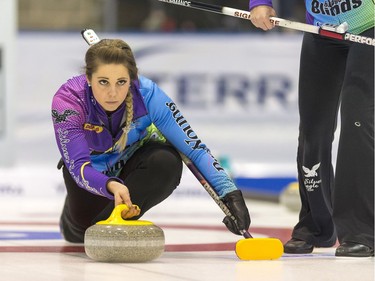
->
[107, 114, 116, 145]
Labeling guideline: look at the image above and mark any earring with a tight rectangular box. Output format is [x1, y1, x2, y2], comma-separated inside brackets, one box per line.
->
[88, 83, 91, 87]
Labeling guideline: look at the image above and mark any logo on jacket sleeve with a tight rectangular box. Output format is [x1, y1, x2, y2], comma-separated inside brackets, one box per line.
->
[165, 101, 204, 150]
[52, 109, 79, 123]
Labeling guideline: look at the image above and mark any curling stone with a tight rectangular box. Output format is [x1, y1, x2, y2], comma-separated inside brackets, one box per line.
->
[84, 204, 165, 263]
[279, 181, 301, 212]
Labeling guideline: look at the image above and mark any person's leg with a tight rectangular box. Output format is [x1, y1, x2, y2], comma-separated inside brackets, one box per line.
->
[333, 28, 374, 257]
[121, 142, 183, 218]
[60, 167, 111, 243]
[285, 34, 348, 253]
[92, 142, 183, 223]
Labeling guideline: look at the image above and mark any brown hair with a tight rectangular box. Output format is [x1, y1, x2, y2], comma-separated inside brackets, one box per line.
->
[85, 39, 137, 151]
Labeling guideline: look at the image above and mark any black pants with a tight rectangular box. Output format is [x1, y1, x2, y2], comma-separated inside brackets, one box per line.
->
[60, 142, 183, 243]
[293, 28, 374, 248]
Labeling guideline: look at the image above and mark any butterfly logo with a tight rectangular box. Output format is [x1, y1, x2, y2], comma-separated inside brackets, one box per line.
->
[52, 109, 79, 123]
[302, 163, 321, 177]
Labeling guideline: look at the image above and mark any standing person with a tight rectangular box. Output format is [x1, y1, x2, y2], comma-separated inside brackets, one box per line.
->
[249, 0, 374, 257]
[51, 37, 250, 243]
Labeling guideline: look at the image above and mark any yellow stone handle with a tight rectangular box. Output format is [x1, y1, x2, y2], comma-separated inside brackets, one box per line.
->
[96, 204, 153, 226]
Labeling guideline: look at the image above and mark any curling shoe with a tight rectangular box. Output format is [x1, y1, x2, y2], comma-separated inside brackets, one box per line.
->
[284, 238, 314, 254]
[335, 242, 374, 257]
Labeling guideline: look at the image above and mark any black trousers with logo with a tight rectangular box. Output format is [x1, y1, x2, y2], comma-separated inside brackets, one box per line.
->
[59, 142, 183, 243]
[292, 28, 374, 249]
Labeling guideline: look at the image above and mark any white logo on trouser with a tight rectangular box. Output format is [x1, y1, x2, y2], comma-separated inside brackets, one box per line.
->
[302, 163, 322, 192]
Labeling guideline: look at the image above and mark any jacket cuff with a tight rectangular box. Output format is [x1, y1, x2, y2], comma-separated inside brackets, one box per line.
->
[103, 177, 124, 200]
[249, 0, 273, 11]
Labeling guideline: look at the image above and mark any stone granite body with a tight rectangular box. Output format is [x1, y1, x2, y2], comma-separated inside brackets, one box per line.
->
[84, 224, 165, 263]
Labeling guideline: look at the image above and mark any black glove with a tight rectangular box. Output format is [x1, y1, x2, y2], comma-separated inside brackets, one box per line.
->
[222, 190, 251, 235]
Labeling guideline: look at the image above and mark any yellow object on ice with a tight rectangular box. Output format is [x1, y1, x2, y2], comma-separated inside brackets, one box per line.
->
[235, 238, 284, 260]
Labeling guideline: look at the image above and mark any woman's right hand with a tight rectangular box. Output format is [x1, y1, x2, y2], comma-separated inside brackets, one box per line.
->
[250, 5, 277, 31]
[106, 180, 141, 219]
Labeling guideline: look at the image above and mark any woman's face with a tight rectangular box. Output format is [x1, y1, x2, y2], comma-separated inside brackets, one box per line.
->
[89, 63, 130, 112]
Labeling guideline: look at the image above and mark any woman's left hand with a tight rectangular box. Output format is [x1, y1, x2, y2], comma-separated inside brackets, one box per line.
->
[121, 204, 141, 219]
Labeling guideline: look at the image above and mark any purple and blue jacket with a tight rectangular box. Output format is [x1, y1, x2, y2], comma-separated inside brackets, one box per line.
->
[249, 0, 374, 34]
[51, 75, 237, 200]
